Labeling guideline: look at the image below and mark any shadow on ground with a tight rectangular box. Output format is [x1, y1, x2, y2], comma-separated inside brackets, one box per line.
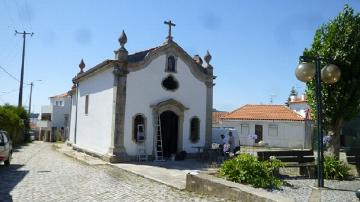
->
[0, 164, 28, 202]
[121, 158, 219, 171]
[12, 142, 31, 153]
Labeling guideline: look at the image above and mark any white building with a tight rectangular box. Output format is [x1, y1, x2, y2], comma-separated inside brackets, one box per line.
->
[212, 110, 228, 128]
[68, 27, 214, 162]
[288, 94, 310, 118]
[220, 104, 312, 149]
[37, 93, 71, 142]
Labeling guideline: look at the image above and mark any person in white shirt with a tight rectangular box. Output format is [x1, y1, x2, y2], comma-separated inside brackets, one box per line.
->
[228, 131, 235, 153]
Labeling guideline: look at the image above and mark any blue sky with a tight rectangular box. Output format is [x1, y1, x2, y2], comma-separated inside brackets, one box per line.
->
[0, 0, 359, 113]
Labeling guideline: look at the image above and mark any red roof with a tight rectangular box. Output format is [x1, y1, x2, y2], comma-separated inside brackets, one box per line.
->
[222, 104, 305, 121]
[212, 111, 228, 123]
[49, 92, 69, 98]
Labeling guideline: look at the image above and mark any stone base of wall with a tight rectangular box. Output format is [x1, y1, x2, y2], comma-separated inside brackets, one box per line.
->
[71, 144, 200, 163]
[186, 173, 294, 202]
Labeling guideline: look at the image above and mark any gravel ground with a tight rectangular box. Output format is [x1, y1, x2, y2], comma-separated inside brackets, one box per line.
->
[270, 177, 360, 202]
[271, 179, 314, 202]
[320, 179, 360, 202]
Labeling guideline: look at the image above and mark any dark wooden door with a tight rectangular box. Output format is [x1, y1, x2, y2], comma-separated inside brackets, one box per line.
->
[160, 110, 179, 157]
[255, 125, 263, 143]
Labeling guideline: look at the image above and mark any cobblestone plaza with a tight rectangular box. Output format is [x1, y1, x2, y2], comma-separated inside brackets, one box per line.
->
[0, 142, 223, 202]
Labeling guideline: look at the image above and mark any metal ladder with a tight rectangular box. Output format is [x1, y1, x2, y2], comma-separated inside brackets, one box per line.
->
[154, 115, 165, 161]
[136, 124, 147, 161]
[137, 142, 148, 161]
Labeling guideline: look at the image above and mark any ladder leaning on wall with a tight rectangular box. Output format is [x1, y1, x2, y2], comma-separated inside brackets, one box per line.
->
[154, 115, 164, 161]
[137, 124, 148, 161]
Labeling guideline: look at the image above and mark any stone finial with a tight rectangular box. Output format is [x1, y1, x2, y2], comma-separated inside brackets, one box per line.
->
[204, 50, 212, 65]
[193, 55, 203, 65]
[119, 30, 127, 49]
[115, 30, 128, 61]
[79, 59, 85, 73]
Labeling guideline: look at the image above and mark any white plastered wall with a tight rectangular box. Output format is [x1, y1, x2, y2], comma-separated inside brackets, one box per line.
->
[124, 55, 207, 156]
[221, 120, 306, 148]
[75, 68, 114, 154]
[68, 94, 77, 144]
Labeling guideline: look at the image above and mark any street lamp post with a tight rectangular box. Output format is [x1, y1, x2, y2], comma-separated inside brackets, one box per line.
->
[295, 56, 341, 188]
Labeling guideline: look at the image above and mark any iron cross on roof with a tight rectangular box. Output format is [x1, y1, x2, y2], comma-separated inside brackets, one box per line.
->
[164, 20, 176, 41]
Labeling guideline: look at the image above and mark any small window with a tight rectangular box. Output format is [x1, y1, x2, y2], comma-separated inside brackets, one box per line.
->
[166, 56, 176, 72]
[162, 75, 178, 91]
[240, 124, 249, 137]
[190, 117, 200, 143]
[133, 115, 145, 143]
[268, 125, 278, 137]
[85, 95, 89, 115]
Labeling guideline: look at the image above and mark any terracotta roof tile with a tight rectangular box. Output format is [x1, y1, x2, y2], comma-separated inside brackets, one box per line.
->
[212, 111, 228, 123]
[222, 104, 305, 121]
[49, 92, 69, 98]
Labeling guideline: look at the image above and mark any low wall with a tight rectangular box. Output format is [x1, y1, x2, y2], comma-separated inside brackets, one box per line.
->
[186, 173, 294, 202]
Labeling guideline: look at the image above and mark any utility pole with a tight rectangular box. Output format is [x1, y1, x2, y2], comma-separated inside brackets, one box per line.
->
[15, 30, 34, 108]
[28, 82, 33, 115]
[28, 80, 41, 116]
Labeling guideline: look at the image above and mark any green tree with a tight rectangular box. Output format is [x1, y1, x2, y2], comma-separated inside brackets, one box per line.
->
[304, 5, 360, 157]
[0, 104, 29, 145]
[285, 86, 298, 106]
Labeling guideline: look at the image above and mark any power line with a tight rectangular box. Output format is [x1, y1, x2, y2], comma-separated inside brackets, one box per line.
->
[23, 0, 33, 30]
[4, 0, 18, 30]
[0, 65, 20, 82]
[0, 88, 19, 96]
[13, 0, 25, 31]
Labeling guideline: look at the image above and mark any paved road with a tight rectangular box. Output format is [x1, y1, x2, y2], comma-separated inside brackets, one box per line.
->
[0, 142, 225, 202]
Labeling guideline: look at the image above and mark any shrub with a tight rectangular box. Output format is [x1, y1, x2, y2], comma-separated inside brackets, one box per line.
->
[219, 153, 284, 189]
[0, 104, 29, 145]
[324, 155, 351, 180]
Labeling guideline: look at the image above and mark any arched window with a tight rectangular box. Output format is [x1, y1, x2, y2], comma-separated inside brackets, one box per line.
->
[166, 56, 176, 72]
[190, 117, 200, 143]
[133, 114, 145, 143]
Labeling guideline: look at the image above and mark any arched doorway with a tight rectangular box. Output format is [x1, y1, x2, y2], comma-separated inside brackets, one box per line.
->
[160, 110, 179, 157]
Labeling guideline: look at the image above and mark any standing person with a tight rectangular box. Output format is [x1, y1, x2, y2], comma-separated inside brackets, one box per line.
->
[219, 134, 229, 155]
[228, 131, 235, 153]
[219, 134, 226, 149]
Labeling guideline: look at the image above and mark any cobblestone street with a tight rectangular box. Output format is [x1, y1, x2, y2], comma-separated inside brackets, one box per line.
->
[0, 142, 224, 202]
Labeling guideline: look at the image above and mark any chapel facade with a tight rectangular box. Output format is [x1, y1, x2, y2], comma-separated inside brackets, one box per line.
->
[68, 22, 215, 162]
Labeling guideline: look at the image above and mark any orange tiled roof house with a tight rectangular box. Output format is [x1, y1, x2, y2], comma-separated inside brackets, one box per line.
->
[219, 104, 313, 149]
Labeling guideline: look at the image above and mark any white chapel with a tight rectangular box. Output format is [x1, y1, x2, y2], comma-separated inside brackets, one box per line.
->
[68, 21, 215, 162]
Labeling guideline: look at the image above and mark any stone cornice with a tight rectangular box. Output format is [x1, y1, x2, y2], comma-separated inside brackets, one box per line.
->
[73, 60, 114, 83]
[150, 98, 189, 112]
[113, 64, 129, 77]
[127, 41, 213, 84]
[73, 41, 214, 85]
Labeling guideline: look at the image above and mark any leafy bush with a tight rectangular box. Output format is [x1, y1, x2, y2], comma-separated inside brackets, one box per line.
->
[324, 155, 351, 180]
[0, 104, 29, 145]
[219, 153, 284, 189]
